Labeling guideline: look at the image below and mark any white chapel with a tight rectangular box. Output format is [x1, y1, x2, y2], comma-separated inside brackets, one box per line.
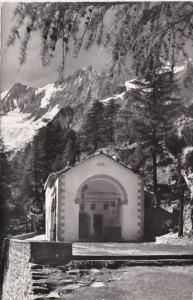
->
[44, 153, 144, 242]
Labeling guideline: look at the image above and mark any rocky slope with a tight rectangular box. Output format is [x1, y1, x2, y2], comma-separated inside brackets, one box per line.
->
[1, 62, 192, 154]
[1, 64, 133, 154]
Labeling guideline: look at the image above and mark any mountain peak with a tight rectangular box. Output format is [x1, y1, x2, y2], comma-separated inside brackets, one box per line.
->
[12, 83, 29, 89]
[1, 61, 190, 154]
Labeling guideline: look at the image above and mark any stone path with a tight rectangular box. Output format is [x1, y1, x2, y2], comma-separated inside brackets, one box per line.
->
[28, 263, 193, 300]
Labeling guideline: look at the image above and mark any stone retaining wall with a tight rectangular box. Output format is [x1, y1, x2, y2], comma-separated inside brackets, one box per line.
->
[30, 241, 72, 265]
[2, 235, 72, 300]
[2, 239, 32, 300]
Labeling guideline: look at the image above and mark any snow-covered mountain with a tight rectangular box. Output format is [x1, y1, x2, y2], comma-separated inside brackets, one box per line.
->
[1, 65, 131, 153]
[1, 62, 192, 154]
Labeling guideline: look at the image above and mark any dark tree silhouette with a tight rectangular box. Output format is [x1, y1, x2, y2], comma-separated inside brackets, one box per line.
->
[0, 139, 11, 238]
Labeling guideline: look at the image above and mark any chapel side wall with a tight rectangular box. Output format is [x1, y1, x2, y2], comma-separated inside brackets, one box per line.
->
[139, 176, 145, 240]
[45, 181, 59, 242]
[56, 176, 64, 241]
[45, 186, 52, 241]
[121, 175, 144, 241]
[59, 155, 144, 242]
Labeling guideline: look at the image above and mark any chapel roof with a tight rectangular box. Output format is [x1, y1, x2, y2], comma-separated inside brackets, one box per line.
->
[44, 151, 142, 189]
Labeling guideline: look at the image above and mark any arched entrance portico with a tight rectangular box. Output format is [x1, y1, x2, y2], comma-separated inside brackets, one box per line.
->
[76, 175, 128, 241]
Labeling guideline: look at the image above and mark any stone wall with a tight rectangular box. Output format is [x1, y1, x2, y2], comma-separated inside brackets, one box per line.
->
[30, 241, 72, 265]
[2, 236, 72, 300]
[2, 239, 33, 300]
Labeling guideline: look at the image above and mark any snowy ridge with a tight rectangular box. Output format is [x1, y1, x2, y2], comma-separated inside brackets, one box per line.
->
[1, 90, 8, 99]
[174, 65, 186, 74]
[1, 105, 59, 152]
[125, 79, 137, 91]
[1, 66, 99, 153]
[124, 64, 186, 91]
[1, 62, 188, 154]
[35, 83, 63, 108]
[100, 92, 125, 105]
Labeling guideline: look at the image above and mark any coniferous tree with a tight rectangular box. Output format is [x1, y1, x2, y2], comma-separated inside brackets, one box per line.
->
[15, 107, 78, 233]
[61, 130, 77, 166]
[130, 61, 182, 206]
[20, 135, 46, 210]
[81, 100, 106, 154]
[0, 139, 11, 295]
[20, 144, 38, 206]
[0, 139, 11, 237]
[18, 108, 77, 210]
[104, 100, 119, 145]
[115, 92, 139, 146]
[115, 86, 148, 148]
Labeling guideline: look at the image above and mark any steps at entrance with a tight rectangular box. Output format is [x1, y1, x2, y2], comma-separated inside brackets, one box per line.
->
[71, 255, 193, 268]
[73, 254, 193, 260]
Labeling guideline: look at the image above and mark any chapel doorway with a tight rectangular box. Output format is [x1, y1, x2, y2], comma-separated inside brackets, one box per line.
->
[93, 214, 103, 238]
[79, 212, 91, 240]
[77, 175, 127, 241]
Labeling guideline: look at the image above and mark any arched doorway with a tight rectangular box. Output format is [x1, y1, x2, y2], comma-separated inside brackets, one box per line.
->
[77, 175, 128, 241]
[79, 212, 91, 240]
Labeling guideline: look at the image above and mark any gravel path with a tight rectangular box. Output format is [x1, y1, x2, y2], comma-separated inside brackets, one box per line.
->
[73, 241, 193, 256]
[42, 265, 193, 300]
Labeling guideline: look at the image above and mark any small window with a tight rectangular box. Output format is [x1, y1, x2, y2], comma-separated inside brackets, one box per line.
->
[111, 201, 115, 207]
[90, 203, 96, 210]
[104, 203, 109, 210]
[80, 203, 85, 211]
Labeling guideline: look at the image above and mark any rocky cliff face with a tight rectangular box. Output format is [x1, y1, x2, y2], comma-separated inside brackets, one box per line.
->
[1, 64, 133, 153]
[2, 62, 192, 154]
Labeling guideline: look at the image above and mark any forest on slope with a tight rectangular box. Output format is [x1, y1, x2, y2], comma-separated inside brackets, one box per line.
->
[1, 2, 193, 238]
[1, 63, 193, 237]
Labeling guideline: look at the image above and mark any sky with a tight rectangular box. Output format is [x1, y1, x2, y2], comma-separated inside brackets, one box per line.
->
[1, 3, 112, 92]
[1, 2, 193, 92]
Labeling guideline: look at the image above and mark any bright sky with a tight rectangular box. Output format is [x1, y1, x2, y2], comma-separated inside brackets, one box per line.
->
[1, 3, 112, 92]
[1, 2, 192, 92]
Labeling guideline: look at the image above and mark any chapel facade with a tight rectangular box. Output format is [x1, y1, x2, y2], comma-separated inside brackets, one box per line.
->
[44, 153, 144, 242]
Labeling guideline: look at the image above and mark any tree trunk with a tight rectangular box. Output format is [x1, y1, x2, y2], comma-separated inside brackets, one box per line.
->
[34, 142, 38, 206]
[152, 85, 159, 206]
[93, 139, 98, 152]
[181, 170, 193, 200]
[181, 169, 193, 232]
[152, 150, 159, 206]
[178, 185, 184, 237]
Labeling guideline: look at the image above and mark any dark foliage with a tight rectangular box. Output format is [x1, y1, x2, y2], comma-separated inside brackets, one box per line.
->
[128, 61, 182, 205]
[11, 107, 78, 218]
[80, 100, 107, 154]
[0, 139, 11, 237]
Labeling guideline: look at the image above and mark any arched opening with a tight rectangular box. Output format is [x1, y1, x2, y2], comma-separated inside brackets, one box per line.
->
[77, 175, 127, 241]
